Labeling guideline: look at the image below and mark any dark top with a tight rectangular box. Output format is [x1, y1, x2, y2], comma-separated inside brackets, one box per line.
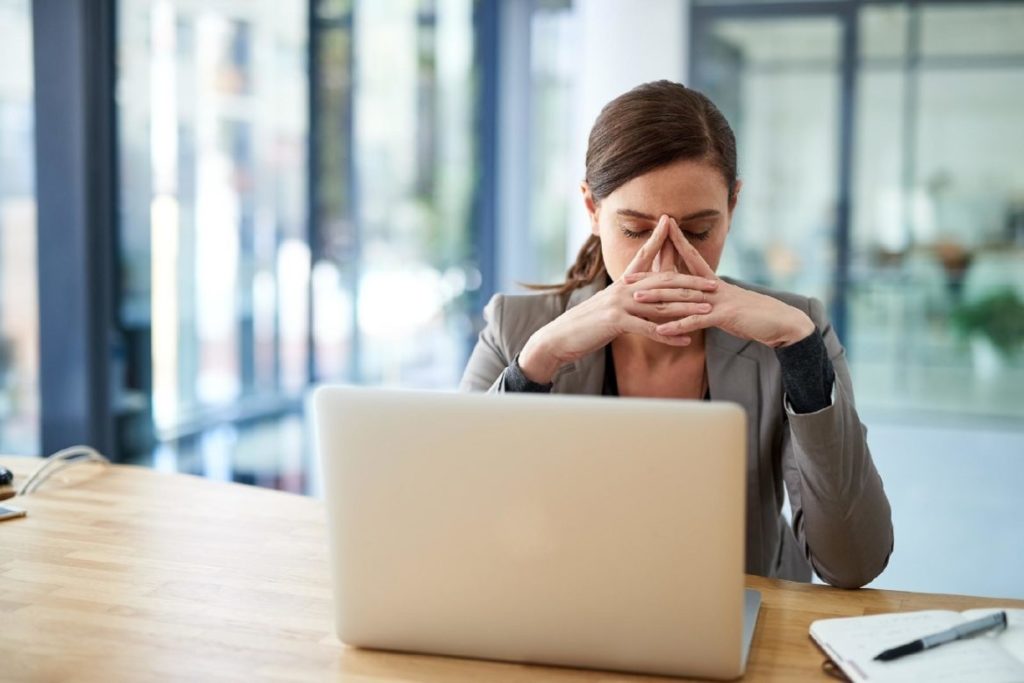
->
[600, 344, 711, 399]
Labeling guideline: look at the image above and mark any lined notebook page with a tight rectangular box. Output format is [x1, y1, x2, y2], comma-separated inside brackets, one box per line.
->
[810, 610, 1024, 683]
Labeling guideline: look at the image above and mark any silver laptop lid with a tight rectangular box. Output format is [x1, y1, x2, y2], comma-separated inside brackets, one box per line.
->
[315, 387, 749, 679]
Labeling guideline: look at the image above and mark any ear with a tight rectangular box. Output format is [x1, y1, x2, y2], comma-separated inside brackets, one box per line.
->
[728, 179, 743, 214]
[581, 181, 600, 236]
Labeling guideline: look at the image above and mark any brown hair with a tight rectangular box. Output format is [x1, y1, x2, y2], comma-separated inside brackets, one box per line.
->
[529, 80, 738, 295]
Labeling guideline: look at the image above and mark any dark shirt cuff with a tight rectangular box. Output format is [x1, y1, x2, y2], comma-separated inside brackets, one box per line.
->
[775, 328, 835, 414]
[504, 353, 554, 393]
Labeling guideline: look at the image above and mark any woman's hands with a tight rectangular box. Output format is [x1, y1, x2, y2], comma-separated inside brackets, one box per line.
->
[518, 216, 720, 384]
[624, 218, 816, 349]
[518, 214, 817, 385]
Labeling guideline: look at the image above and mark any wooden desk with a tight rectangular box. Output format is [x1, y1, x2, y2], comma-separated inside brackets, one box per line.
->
[1, 456, 1020, 682]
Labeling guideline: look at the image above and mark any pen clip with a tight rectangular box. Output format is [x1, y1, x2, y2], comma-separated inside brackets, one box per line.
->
[996, 611, 1009, 633]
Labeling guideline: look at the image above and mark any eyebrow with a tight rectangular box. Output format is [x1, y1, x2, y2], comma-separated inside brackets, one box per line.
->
[616, 208, 720, 224]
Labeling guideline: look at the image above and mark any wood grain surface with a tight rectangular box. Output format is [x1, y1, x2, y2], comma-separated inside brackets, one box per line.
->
[1, 455, 1019, 682]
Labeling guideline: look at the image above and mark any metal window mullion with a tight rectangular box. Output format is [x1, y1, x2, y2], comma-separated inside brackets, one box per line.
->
[471, 0, 500, 340]
[833, 3, 859, 344]
[32, 0, 119, 458]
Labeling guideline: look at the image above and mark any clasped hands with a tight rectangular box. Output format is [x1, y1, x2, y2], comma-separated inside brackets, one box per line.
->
[518, 215, 816, 385]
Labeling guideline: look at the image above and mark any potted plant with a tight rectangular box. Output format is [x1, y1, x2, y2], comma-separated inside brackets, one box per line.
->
[952, 288, 1024, 377]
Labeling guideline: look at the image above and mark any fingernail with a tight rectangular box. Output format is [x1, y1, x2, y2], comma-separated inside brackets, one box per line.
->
[633, 291, 644, 299]
[706, 279, 718, 287]
[699, 303, 711, 312]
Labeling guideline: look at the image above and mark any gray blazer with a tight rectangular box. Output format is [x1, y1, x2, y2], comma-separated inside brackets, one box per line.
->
[460, 277, 893, 588]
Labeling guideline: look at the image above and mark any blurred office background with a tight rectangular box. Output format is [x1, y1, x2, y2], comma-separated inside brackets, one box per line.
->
[1, 0, 1021, 596]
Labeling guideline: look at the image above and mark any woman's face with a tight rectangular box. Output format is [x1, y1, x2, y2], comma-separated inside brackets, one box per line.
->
[582, 159, 740, 281]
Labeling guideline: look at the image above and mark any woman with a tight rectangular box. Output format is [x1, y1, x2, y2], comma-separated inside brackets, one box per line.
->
[460, 80, 892, 589]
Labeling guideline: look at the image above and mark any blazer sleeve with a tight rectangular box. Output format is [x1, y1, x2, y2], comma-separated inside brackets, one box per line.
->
[780, 296, 894, 589]
[459, 294, 513, 393]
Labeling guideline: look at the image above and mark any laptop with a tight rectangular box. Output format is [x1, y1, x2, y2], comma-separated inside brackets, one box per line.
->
[314, 386, 761, 680]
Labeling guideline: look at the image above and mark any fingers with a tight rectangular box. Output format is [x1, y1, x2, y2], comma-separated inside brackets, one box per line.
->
[622, 216, 670, 277]
[666, 217, 717, 280]
[630, 301, 712, 319]
[619, 314, 692, 347]
[654, 238, 677, 274]
[655, 313, 715, 337]
[633, 287, 710, 305]
[623, 271, 719, 293]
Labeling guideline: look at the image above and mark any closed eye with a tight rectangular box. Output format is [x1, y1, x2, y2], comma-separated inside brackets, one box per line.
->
[620, 224, 714, 241]
[621, 227, 649, 239]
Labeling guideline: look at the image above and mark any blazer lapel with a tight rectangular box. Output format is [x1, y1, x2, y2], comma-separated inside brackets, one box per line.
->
[706, 326, 766, 574]
[552, 280, 605, 395]
[706, 326, 761, 463]
[706, 327, 758, 412]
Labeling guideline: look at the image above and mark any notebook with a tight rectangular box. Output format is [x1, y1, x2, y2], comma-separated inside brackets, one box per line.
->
[810, 609, 1024, 682]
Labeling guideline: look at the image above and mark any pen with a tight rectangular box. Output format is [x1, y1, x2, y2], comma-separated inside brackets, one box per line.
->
[874, 611, 1008, 662]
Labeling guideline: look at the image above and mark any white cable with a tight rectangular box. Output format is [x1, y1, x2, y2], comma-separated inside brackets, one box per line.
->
[21, 445, 110, 495]
[18, 446, 109, 495]
[17, 445, 110, 496]
[22, 457, 104, 495]
[16, 448, 85, 495]
[16, 448, 84, 494]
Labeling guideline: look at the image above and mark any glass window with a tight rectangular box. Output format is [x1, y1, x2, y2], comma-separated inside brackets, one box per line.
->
[0, 0, 39, 455]
[860, 4, 908, 61]
[919, 4, 1024, 58]
[850, 3, 1024, 420]
[526, 0, 577, 285]
[314, 0, 480, 388]
[117, 0, 487, 487]
[118, 0, 308, 442]
[695, 15, 842, 304]
[694, 3, 1024, 424]
[312, 2, 356, 381]
[709, 18, 841, 66]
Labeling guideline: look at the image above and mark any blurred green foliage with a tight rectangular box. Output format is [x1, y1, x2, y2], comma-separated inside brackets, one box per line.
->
[952, 289, 1024, 358]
